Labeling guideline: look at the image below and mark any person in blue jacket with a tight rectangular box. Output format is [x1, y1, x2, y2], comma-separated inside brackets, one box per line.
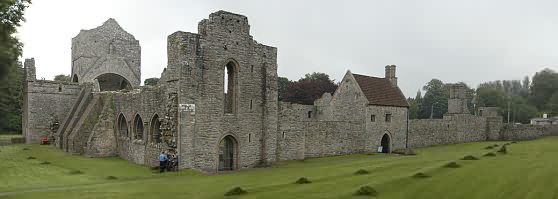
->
[159, 151, 168, 173]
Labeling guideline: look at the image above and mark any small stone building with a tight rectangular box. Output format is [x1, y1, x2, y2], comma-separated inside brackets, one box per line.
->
[22, 10, 411, 172]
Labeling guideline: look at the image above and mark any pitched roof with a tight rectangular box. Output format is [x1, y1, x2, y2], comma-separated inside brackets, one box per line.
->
[352, 73, 409, 107]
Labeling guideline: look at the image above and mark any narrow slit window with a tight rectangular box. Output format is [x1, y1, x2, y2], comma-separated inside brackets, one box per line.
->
[248, 134, 251, 142]
[385, 114, 392, 123]
[282, 132, 285, 139]
[307, 111, 312, 118]
[371, 115, 376, 122]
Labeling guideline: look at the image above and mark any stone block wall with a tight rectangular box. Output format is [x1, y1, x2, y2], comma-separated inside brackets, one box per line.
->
[23, 80, 81, 143]
[500, 124, 558, 140]
[408, 114, 487, 148]
[304, 121, 365, 158]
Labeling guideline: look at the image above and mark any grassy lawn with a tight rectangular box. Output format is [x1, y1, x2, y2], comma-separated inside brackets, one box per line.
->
[1, 137, 558, 198]
[0, 134, 22, 141]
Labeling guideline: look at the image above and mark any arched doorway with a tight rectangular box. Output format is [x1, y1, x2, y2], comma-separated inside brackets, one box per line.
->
[95, 73, 132, 91]
[218, 135, 237, 171]
[72, 74, 79, 83]
[150, 114, 161, 143]
[134, 114, 143, 140]
[380, 134, 390, 153]
[118, 114, 128, 137]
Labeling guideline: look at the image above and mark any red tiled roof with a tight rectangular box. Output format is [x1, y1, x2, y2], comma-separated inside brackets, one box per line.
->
[352, 73, 409, 107]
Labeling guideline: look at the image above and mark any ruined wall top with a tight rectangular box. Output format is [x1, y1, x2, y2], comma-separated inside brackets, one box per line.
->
[449, 84, 467, 99]
[198, 10, 251, 38]
[71, 18, 141, 88]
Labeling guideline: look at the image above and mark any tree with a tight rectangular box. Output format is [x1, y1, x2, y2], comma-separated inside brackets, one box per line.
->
[0, 0, 31, 132]
[283, 72, 338, 105]
[0, 0, 31, 81]
[418, 79, 448, 119]
[54, 74, 70, 82]
[408, 90, 422, 119]
[144, 78, 159, 86]
[277, 77, 289, 101]
[530, 68, 558, 111]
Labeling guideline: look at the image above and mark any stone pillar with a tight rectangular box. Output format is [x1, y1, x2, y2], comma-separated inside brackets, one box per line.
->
[24, 58, 36, 81]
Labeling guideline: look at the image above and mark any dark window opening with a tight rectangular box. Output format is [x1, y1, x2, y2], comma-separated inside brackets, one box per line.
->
[118, 114, 128, 137]
[385, 114, 392, 123]
[224, 61, 238, 114]
[251, 65, 254, 73]
[150, 114, 162, 143]
[282, 132, 285, 139]
[248, 134, 251, 142]
[134, 114, 144, 140]
[371, 115, 376, 122]
[308, 111, 312, 118]
[58, 86, 62, 92]
[250, 99, 253, 110]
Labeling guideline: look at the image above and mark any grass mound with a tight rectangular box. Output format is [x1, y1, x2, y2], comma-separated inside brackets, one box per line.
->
[497, 145, 507, 154]
[106, 176, 118, 180]
[22, 147, 29, 150]
[26, 156, 36, 160]
[354, 185, 378, 196]
[483, 152, 496, 157]
[295, 177, 311, 184]
[511, 141, 517, 144]
[392, 148, 417, 156]
[485, 146, 494, 149]
[461, 155, 479, 160]
[40, 161, 51, 165]
[443, 162, 461, 168]
[68, 170, 84, 175]
[354, 169, 370, 175]
[493, 144, 499, 147]
[224, 187, 247, 196]
[412, 172, 430, 178]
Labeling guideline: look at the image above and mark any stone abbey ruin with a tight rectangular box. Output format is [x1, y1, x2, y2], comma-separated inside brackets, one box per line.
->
[22, 11, 558, 172]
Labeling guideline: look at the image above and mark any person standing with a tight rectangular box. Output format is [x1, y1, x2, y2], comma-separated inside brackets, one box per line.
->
[159, 151, 168, 173]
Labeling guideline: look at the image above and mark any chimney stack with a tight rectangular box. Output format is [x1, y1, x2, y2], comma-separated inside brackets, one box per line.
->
[385, 65, 397, 87]
[24, 58, 36, 81]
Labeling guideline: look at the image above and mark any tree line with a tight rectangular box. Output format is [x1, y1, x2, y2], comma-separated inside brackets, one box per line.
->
[408, 68, 558, 123]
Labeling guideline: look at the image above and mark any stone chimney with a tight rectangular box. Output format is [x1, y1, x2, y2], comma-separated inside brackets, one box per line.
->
[24, 58, 36, 81]
[385, 65, 397, 87]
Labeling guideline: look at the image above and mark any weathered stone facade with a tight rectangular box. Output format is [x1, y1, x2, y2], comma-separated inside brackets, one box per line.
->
[23, 10, 558, 173]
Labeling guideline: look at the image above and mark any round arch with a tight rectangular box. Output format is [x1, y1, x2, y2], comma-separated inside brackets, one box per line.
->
[150, 114, 161, 143]
[133, 114, 144, 140]
[217, 134, 239, 171]
[95, 73, 132, 91]
[117, 113, 128, 138]
[380, 133, 391, 153]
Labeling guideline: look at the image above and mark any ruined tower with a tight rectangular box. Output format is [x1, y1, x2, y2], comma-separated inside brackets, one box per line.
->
[447, 84, 469, 114]
[71, 18, 141, 91]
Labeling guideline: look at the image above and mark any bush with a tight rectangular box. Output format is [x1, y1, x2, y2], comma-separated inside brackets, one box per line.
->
[485, 146, 494, 149]
[69, 170, 83, 175]
[26, 156, 36, 159]
[106, 176, 118, 180]
[461, 155, 479, 160]
[412, 172, 430, 178]
[40, 161, 50, 165]
[354, 185, 378, 196]
[497, 145, 507, 154]
[224, 187, 247, 196]
[483, 152, 496, 157]
[354, 169, 370, 175]
[443, 162, 461, 168]
[295, 177, 312, 184]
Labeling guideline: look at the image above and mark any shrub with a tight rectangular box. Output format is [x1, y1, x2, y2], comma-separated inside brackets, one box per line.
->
[461, 155, 479, 160]
[483, 152, 496, 157]
[224, 187, 247, 196]
[40, 161, 51, 165]
[485, 146, 494, 149]
[443, 162, 461, 168]
[69, 170, 83, 175]
[412, 172, 430, 178]
[27, 156, 36, 159]
[106, 176, 118, 180]
[497, 145, 507, 154]
[354, 185, 378, 196]
[354, 169, 370, 175]
[295, 177, 312, 184]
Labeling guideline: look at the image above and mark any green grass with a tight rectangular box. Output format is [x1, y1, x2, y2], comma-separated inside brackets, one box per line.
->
[2, 137, 558, 198]
[0, 134, 22, 141]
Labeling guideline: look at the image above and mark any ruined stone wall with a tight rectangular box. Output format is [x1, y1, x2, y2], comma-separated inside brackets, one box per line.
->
[304, 121, 365, 158]
[23, 80, 81, 143]
[408, 114, 487, 148]
[169, 11, 278, 172]
[276, 102, 313, 161]
[500, 124, 558, 141]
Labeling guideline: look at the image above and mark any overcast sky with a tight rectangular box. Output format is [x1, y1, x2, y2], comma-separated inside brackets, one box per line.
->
[18, 0, 558, 97]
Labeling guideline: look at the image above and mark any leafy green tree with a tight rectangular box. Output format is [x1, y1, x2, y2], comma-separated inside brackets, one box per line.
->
[277, 77, 289, 101]
[54, 74, 70, 82]
[0, 0, 31, 132]
[408, 90, 422, 119]
[144, 78, 159, 86]
[283, 72, 337, 105]
[530, 68, 558, 111]
[418, 79, 448, 119]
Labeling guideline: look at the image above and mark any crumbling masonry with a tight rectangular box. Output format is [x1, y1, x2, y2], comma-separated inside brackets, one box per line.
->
[22, 11, 558, 172]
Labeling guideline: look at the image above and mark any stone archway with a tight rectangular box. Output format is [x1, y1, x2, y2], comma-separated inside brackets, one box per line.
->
[72, 74, 79, 83]
[218, 135, 237, 171]
[95, 73, 132, 91]
[380, 133, 390, 153]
